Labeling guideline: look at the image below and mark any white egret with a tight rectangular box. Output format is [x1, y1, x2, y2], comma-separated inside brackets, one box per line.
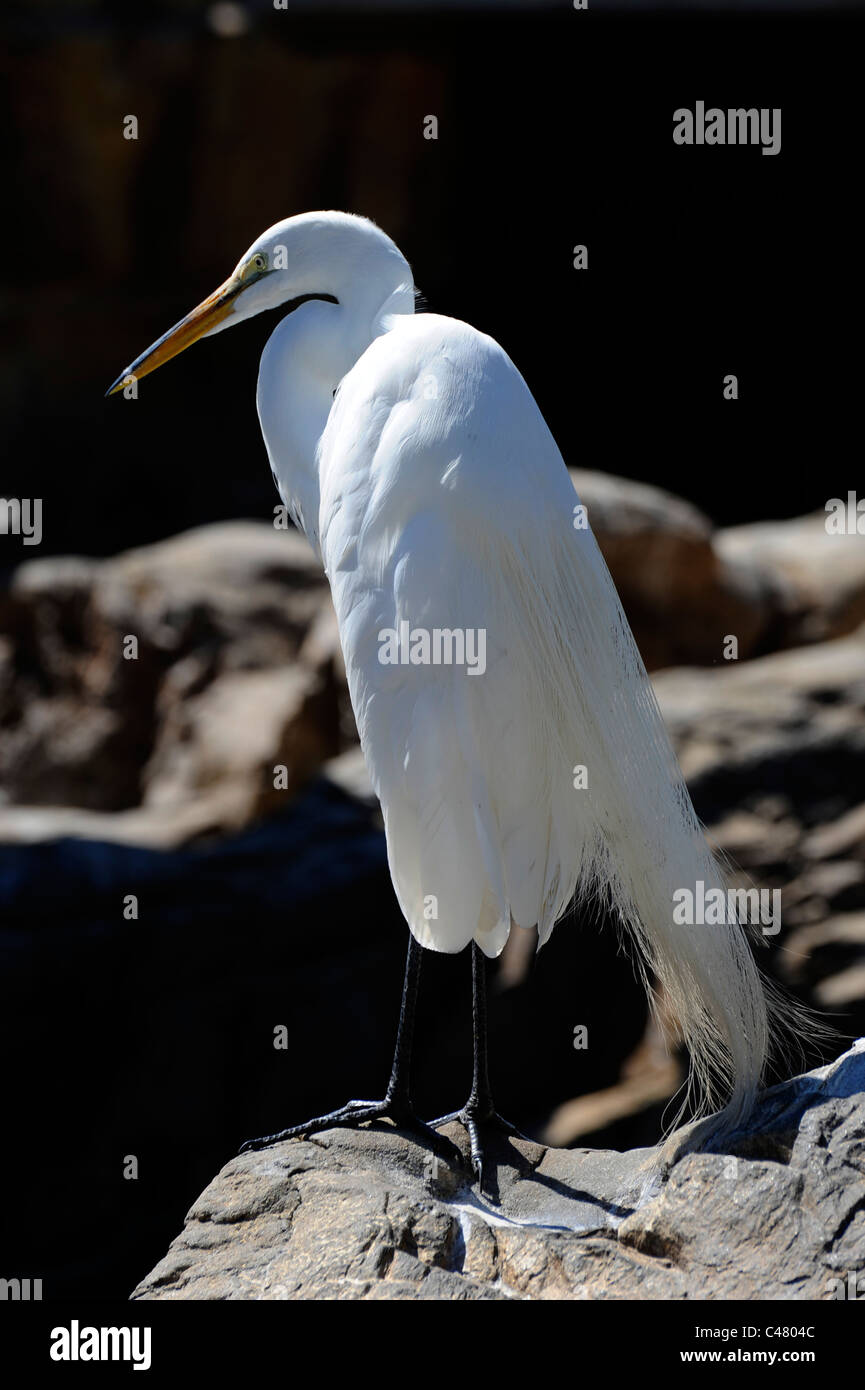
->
[108, 211, 778, 1184]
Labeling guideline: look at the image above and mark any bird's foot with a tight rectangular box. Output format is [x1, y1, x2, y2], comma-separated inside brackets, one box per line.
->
[239, 1095, 459, 1165]
[430, 1104, 531, 1199]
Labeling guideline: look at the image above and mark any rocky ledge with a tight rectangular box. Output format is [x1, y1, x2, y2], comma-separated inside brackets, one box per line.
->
[131, 1041, 865, 1300]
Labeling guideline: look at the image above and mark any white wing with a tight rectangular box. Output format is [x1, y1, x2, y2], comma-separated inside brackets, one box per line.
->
[318, 315, 620, 949]
[320, 314, 582, 955]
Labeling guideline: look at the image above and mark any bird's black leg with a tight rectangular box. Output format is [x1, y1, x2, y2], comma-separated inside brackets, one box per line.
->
[430, 942, 528, 1193]
[239, 934, 455, 1162]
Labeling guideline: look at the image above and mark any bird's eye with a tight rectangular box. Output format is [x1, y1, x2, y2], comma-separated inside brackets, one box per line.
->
[250, 253, 267, 273]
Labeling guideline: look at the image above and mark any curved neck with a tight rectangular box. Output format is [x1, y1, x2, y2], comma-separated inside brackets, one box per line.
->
[257, 283, 413, 556]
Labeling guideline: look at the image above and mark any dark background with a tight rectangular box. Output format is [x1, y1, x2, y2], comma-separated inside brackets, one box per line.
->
[0, 0, 858, 1300]
[1, 1, 859, 570]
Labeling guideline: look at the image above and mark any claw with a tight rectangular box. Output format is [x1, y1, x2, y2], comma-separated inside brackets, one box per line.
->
[239, 1098, 461, 1168]
[429, 1106, 528, 1199]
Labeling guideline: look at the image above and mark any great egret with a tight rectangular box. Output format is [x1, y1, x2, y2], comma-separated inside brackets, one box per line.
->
[108, 210, 775, 1184]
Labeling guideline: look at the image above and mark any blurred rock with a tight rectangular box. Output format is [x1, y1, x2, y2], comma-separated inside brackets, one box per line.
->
[142, 664, 338, 832]
[4, 479, 861, 835]
[540, 1019, 682, 1149]
[2, 491, 864, 1173]
[654, 623, 865, 807]
[548, 625, 865, 1144]
[804, 803, 865, 862]
[576, 474, 865, 671]
[130, 1040, 865, 1301]
[0, 522, 338, 824]
[652, 625, 865, 1037]
[572, 468, 781, 670]
[0, 553, 160, 811]
[323, 746, 379, 809]
[718, 511, 865, 647]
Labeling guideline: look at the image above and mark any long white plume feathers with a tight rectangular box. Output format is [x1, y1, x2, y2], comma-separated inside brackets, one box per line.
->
[500, 509, 771, 1136]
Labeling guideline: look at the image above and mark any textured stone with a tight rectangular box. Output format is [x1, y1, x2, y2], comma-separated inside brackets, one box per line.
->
[131, 1042, 865, 1301]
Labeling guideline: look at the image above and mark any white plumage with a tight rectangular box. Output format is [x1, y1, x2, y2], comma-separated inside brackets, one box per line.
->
[316, 305, 770, 1130]
[109, 210, 780, 1140]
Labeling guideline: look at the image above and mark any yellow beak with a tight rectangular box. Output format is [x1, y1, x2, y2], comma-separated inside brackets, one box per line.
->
[105, 271, 247, 396]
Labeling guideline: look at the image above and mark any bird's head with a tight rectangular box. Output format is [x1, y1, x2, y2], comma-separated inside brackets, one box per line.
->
[106, 211, 414, 396]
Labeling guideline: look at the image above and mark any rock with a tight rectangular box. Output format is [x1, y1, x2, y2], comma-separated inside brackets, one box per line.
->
[0, 769, 648, 1298]
[0, 554, 162, 811]
[571, 469, 779, 669]
[0, 522, 339, 824]
[3, 503, 865, 1295]
[816, 964, 865, 1010]
[322, 746, 380, 809]
[803, 803, 865, 862]
[2, 489, 861, 834]
[781, 913, 865, 1008]
[141, 664, 339, 832]
[575, 476, 865, 670]
[718, 511, 865, 647]
[653, 624, 865, 823]
[130, 1041, 865, 1301]
[4, 523, 865, 1189]
[540, 1022, 683, 1148]
[650, 625, 865, 1034]
[553, 627, 865, 1142]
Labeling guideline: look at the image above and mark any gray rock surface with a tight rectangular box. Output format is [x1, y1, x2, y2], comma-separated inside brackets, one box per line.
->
[131, 1041, 865, 1300]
